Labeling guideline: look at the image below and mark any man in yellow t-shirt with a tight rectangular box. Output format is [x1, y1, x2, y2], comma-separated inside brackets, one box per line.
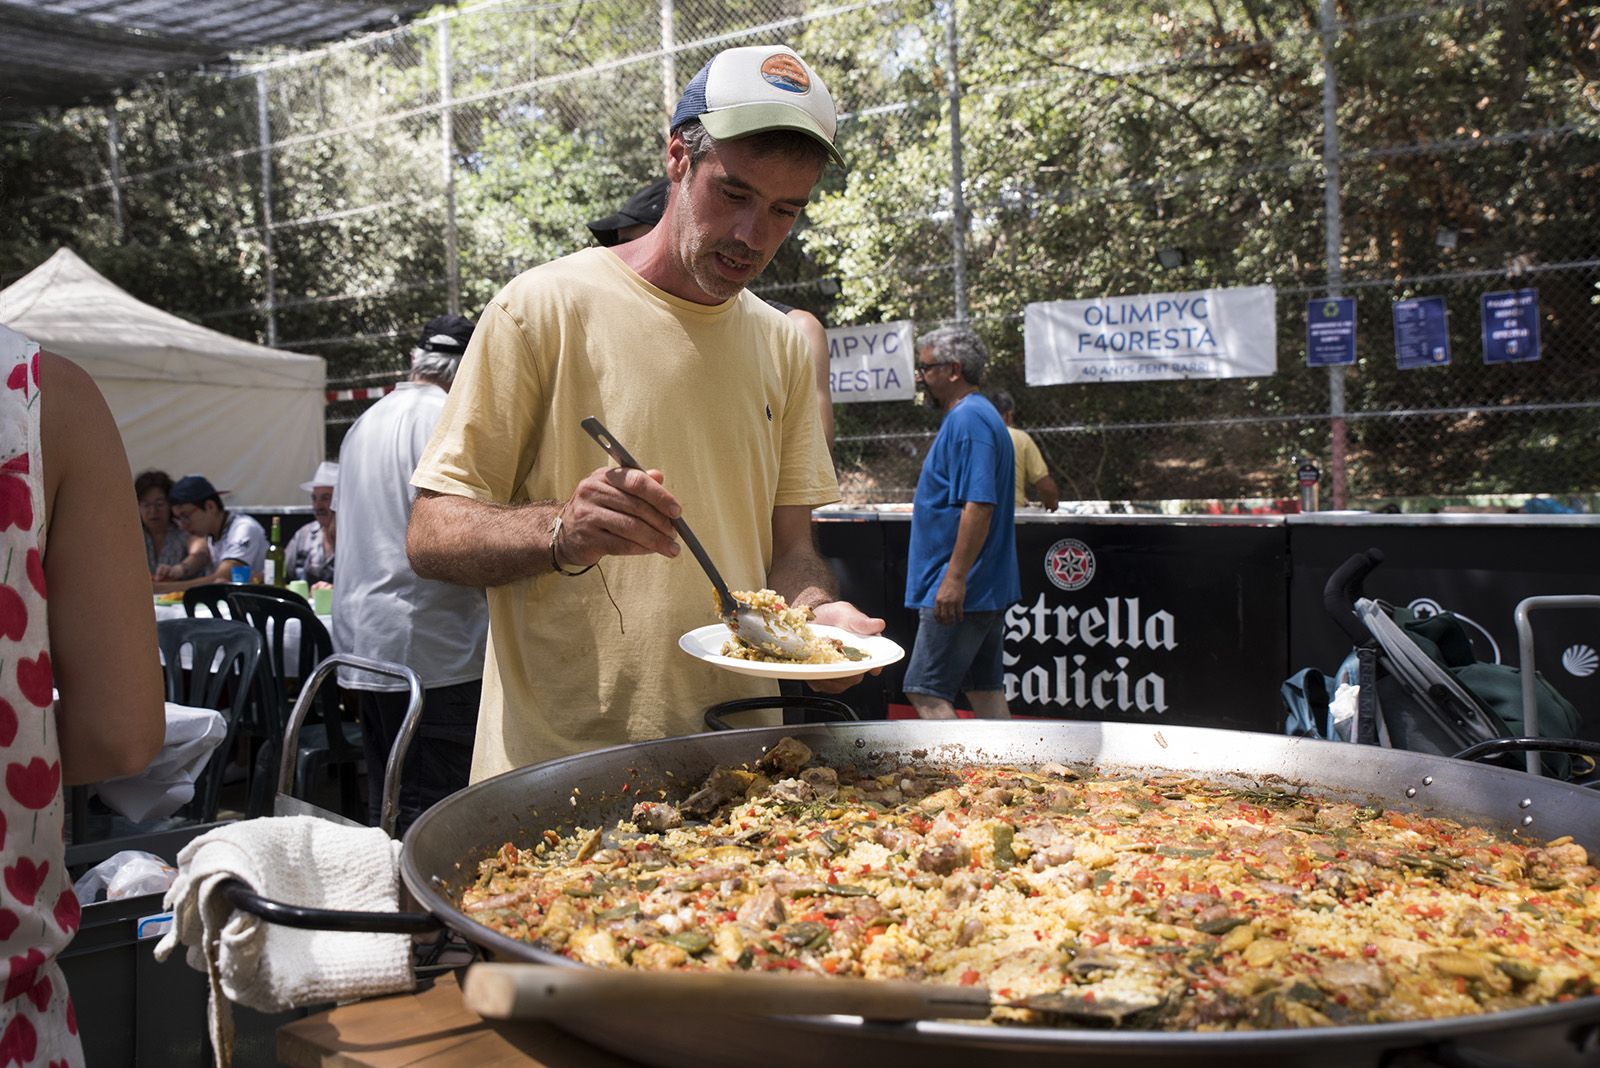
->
[992, 391, 1060, 511]
[406, 45, 882, 781]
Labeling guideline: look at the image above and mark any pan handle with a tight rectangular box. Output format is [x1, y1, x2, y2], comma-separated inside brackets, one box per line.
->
[220, 877, 442, 933]
[704, 695, 858, 731]
[1452, 736, 1600, 765]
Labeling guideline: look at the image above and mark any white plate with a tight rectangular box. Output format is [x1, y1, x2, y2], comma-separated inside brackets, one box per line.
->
[678, 623, 904, 681]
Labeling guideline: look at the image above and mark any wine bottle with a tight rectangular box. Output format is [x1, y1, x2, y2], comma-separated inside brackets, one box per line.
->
[266, 516, 285, 586]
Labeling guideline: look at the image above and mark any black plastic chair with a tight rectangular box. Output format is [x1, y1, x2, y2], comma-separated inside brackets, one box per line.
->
[228, 591, 363, 819]
[155, 617, 263, 821]
[183, 582, 296, 619]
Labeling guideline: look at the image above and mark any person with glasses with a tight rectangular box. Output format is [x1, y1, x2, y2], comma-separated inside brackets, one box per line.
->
[152, 474, 268, 592]
[903, 326, 1019, 721]
[136, 468, 210, 579]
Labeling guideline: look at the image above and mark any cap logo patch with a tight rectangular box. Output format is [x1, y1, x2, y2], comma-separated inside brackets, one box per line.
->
[760, 54, 810, 94]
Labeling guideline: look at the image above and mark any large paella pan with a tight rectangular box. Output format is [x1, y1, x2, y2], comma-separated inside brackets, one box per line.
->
[390, 720, 1600, 1068]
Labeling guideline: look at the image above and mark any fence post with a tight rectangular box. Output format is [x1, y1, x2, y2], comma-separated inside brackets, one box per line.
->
[439, 18, 460, 316]
[104, 106, 125, 242]
[1319, 0, 1348, 508]
[942, 0, 969, 323]
[661, 0, 677, 140]
[255, 71, 278, 347]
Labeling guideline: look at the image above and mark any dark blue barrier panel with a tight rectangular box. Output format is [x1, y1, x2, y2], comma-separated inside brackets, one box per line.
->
[818, 512, 1290, 733]
[1286, 515, 1600, 742]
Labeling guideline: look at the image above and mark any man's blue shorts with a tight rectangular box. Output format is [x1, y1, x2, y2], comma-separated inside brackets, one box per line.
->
[901, 608, 1007, 703]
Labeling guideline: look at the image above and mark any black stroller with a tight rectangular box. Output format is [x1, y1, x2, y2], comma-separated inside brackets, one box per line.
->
[1310, 548, 1600, 784]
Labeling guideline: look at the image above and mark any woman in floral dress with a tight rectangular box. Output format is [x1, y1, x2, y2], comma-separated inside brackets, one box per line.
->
[0, 323, 164, 1065]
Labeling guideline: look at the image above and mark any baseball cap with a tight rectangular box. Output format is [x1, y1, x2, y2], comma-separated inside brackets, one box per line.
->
[587, 177, 669, 246]
[669, 45, 842, 166]
[414, 314, 476, 357]
[169, 474, 224, 506]
[299, 460, 339, 494]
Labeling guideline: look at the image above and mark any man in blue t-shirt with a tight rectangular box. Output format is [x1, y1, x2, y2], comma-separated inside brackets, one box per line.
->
[902, 326, 1019, 720]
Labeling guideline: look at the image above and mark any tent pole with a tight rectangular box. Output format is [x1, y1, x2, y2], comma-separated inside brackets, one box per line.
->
[255, 72, 279, 348]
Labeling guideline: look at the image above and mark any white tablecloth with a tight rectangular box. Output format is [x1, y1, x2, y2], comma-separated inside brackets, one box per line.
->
[93, 701, 228, 821]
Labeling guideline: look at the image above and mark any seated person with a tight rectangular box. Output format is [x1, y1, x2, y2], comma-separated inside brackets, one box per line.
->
[136, 468, 209, 579]
[285, 460, 337, 585]
[153, 474, 267, 592]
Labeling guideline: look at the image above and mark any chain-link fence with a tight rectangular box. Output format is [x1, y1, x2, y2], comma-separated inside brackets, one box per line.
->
[5, 0, 1598, 507]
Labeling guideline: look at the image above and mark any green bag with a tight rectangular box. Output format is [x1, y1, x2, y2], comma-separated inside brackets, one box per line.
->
[1392, 607, 1581, 778]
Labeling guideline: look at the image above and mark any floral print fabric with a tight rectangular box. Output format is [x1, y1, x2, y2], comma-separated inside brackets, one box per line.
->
[0, 324, 82, 1067]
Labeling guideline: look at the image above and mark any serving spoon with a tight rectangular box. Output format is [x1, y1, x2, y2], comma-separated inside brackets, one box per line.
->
[580, 416, 811, 660]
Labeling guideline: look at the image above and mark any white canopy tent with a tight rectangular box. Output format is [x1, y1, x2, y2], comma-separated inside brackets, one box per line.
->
[0, 248, 325, 506]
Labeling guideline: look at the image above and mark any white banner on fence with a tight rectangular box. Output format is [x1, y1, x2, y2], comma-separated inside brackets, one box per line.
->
[825, 319, 915, 403]
[1024, 284, 1277, 385]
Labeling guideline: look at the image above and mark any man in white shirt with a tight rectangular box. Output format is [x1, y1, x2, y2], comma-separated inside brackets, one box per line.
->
[155, 475, 267, 592]
[332, 315, 489, 835]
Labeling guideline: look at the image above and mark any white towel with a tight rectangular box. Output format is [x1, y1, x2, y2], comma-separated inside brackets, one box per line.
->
[154, 816, 414, 1067]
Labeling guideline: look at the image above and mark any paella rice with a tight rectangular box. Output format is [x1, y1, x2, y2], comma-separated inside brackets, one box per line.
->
[718, 589, 850, 664]
[460, 739, 1600, 1030]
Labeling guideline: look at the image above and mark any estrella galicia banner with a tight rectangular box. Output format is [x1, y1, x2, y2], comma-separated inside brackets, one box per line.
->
[1306, 296, 1357, 367]
[1481, 288, 1541, 365]
[825, 319, 915, 403]
[1392, 295, 1450, 369]
[1023, 284, 1277, 385]
[1004, 518, 1287, 731]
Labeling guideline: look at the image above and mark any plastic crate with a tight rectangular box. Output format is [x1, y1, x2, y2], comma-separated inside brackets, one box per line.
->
[60, 892, 305, 1066]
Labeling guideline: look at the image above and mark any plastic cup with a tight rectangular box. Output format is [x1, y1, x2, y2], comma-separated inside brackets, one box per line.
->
[313, 587, 333, 616]
[288, 579, 311, 601]
[230, 564, 251, 584]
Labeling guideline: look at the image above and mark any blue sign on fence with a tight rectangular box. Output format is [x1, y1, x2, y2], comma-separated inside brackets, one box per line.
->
[1481, 288, 1540, 364]
[1392, 296, 1450, 369]
[1306, 297, 1356, 367]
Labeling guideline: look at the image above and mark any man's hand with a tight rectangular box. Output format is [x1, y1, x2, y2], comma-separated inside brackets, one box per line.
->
[933, 572, 966, 624]
[806, 600, 886, 694]
[555, 465, 683, 569]
[153, 563, 178, 581]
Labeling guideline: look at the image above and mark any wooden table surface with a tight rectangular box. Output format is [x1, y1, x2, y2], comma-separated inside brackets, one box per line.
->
[276, 972, 644, 1068]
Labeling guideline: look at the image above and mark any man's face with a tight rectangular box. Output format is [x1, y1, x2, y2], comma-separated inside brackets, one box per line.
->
[310, 486, 334, 524]
[914, 346, 960, 410]
[661, 134, 823, 304]
[172, 500, 220, 538]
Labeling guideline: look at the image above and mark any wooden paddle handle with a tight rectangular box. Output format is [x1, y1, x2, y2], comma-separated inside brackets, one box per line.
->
[462, 963, 992, 1021]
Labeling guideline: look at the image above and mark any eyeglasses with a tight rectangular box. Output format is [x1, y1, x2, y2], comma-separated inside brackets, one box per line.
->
[171, 504, 200, 524]
[138, 498, 170, 511]
[913, 361, 952, 378]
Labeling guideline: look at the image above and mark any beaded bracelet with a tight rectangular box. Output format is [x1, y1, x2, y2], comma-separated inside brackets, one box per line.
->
[549, 513, 595, 577]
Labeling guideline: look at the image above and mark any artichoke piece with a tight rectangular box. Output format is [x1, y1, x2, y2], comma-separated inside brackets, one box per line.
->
[662, 930, 713, 954]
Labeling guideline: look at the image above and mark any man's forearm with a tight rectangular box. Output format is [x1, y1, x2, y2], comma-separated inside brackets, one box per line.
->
[767, 504, 837, 610]
[947, 502, 994, 578]
[408, 490, 561, 587]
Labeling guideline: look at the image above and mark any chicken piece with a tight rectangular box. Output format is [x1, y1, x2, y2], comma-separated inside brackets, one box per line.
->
[736, 884, 787, 930]
[756, 737, 813, 777]
[917, 841, 971, 875]
[633, 941, 690, 971]
[631, 801, 683, 833]
[799, 766, 839, 800]
[568, 926, 622, 966]
[767, 777, 814, 804]
[682, 767, 754, 818]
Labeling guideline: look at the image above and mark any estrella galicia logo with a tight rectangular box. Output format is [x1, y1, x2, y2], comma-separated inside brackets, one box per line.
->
[1045, 538, 1096, 591]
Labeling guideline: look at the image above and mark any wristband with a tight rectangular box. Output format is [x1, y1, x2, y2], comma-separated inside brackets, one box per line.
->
[549, 514, 595, 577]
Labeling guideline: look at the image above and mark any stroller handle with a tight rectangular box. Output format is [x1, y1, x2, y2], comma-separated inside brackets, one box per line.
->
[1323, 548, 1385, 645]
